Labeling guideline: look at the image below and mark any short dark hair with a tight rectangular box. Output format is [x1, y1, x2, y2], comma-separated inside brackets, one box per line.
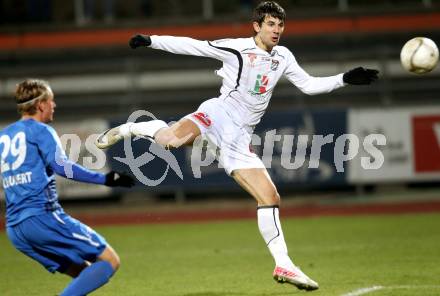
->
[252, 1, 286, 25]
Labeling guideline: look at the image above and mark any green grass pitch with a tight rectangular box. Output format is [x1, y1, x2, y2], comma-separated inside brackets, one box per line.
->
[1, 213, 440, 295]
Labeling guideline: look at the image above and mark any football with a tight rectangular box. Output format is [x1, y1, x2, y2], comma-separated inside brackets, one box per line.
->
[400, 37, 439, 74]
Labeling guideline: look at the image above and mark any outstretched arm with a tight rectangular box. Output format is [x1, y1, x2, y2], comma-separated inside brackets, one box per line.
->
[49, 157, 134, 187]
[285, 52, 379, 95]
[37, 125, 134, 187]
[50, 156, 105, 184]
[129, 34, 234, 61]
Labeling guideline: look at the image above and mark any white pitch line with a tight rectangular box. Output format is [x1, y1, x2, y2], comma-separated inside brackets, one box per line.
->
[389, 285, 440, 290]
[340, 286, 384, 296]
[341, 284, 440, 296]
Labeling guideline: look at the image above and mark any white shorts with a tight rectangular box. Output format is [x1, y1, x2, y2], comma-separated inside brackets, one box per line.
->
[185, 99, 265, 175]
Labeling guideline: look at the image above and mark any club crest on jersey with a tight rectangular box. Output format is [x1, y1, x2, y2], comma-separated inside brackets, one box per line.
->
[247, 53, 257, 66]
[192, 112, 212, 128]
[271, 59, 279, 71]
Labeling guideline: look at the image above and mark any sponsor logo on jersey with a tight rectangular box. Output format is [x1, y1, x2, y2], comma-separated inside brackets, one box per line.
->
[192, 112, 212, 128]
[271, 59, 279, 71]
[252, 74, 269, 94]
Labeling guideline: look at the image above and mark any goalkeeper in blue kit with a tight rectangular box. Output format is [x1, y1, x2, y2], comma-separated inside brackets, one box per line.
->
[0, 79, 134, 295]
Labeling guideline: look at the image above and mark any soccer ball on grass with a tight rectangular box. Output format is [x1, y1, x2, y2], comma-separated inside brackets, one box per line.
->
[400, 37, 439, 74]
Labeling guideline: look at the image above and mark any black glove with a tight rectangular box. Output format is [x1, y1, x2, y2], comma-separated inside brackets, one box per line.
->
[105, 171, 135, 188]
[343, 67, 379, 85]
[129, 34, 152, 49]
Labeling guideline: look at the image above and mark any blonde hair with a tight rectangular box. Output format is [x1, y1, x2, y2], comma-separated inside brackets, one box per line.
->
[15, 79, 52, 115]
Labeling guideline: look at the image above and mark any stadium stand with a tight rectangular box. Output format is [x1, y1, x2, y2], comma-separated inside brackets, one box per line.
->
[0, 10, 439, 121]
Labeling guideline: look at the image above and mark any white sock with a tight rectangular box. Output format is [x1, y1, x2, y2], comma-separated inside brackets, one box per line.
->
[257, 206, 295, 270]
[118, 122, 134, 137]
[128, 120, 168, 139]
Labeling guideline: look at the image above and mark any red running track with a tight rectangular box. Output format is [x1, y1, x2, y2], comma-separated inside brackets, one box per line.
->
[3, 199, 440, 229]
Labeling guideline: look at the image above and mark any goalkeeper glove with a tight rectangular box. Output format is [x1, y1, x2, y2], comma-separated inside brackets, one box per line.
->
[343, 67, 379, 85]
[129, 34, 152, 49]
[105, 171, 135, 187]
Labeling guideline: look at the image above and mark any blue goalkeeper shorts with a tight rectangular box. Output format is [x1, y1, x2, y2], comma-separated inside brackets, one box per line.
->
[6, 210, 107, 273]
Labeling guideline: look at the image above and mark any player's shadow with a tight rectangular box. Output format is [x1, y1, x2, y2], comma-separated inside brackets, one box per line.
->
[182, 292, 294, 296]
[182, 292, 247, 296]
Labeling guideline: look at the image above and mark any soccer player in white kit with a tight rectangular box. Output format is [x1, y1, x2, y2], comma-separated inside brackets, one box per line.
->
[96, 1, 378, 291]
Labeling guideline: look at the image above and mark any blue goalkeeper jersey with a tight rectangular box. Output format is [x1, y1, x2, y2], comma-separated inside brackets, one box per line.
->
[1, 119, 106, 226]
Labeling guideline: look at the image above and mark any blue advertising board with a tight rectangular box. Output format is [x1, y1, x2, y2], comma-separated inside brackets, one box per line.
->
[107, 107, 347, 192]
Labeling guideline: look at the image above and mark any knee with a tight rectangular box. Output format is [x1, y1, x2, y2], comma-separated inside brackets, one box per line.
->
[109, 253, 121, 272]
[265, 184, 280, 204]
[270, 190, 281, 205]
[99, 246, 121, 272]
[154, 128, 174, 147]
[259, 189, 280, 206]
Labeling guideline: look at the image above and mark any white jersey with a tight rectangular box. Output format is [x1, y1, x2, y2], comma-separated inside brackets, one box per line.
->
[150, 36, 345, 127]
